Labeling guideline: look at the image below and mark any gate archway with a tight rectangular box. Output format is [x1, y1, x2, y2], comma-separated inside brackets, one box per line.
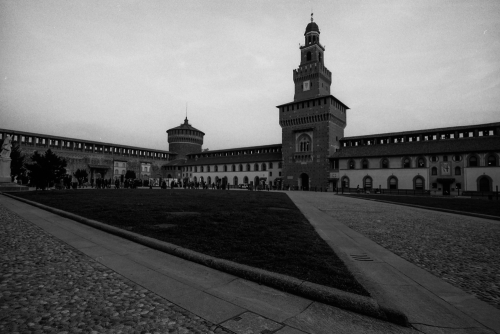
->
[299, 173, 309, 190]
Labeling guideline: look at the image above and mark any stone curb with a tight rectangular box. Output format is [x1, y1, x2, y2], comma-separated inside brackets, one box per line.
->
[2, 193, 410, 327]
[342, 194, 500, 222]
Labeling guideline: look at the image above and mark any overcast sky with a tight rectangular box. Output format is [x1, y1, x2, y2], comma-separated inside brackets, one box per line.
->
[1, 0, 499, 152]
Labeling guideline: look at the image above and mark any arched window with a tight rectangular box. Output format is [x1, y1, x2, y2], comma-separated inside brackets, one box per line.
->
[455, 166, 461, 175]
[414, 177, 424, 190]
[262, 163, 267, 171]
[319, 53, 322, 62]
[239, 164, 243, 171]
[479, 176, 491, 192]
[469, 156, 478, 167]
[487, 154, 497, 166]
[307, 51, 311, 61]
[417, 158, 426, 168]
[215, 165, 218, 172]
[363, 176, 373, 190]
[233, 176, 238, 185]
[254, 163, 259, 171]
[362, 159, 369, 169]
[207, 176, 212, 184]
[313, 36, 316, 42]
[269, 162, 273, 169]
[232, 164, 236, 171]
[121, 170, 125, 175]
[381, 158, 389, 169]
[341, 176, 349, 189]
[431, 167, 438, 175]
[348, 160, 355, 169]
[403, 157, 411, 168]
[115, 169, 118, 174]
[243, 176, 249, 184]
[298, 134, 311, 152]
[388, 177, 398, 190]
[278, 162, 283, 168]
[224, 165, 227, 172]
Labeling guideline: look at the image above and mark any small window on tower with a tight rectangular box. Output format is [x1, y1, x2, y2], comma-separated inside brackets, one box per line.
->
[307, 52, 311, 61]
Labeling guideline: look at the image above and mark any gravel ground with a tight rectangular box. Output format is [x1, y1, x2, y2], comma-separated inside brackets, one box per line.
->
[310, 195, 500, 310]
[0, 205, 232, 334]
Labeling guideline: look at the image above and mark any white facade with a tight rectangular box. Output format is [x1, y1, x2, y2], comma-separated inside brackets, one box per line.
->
[339, 168, 429, 191]
[183, 161, 282, 186]
[464, 167, 500, 192]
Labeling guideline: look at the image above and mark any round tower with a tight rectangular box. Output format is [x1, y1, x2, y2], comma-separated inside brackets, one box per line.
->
[166, 117, 204, 159]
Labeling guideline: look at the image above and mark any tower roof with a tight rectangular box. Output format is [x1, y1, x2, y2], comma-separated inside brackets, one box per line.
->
[305, 22, 319, 34]
[304, 13, 320, 35]
[167, 117, 205, 135]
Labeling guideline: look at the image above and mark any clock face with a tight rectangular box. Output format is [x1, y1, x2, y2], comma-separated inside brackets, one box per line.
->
[303, 80, 310, 91]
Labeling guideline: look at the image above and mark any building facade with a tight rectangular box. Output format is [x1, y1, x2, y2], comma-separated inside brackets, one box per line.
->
[0, 129, 172, 183]
[330, 123, 500, 195]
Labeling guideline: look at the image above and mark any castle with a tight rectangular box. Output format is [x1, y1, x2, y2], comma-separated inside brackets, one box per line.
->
[2, 17, 499, 194]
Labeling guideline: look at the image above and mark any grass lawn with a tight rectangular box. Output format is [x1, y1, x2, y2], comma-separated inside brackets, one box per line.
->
[345, 194, 500, 217]
[11, 189, 369, 296]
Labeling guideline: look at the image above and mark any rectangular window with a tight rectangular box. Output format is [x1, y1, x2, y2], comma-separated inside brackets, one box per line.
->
[270, 172, 272, 176]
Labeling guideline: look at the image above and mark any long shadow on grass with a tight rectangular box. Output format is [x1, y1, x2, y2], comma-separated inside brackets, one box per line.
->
[13, 189, 369, 296]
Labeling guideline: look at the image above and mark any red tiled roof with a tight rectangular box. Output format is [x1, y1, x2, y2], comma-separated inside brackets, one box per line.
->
[331, 136, 500, 159]
[186, 144, 282, 156]
[342, 122, 500, 141]
[182, 152, 283, 166]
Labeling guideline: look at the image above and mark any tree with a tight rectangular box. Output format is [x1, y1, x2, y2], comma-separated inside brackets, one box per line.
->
[25, 149, 67, 190]
[1, 139, 26, 183]
[73, 169, 88, 187]
[125, 170, 136, 179]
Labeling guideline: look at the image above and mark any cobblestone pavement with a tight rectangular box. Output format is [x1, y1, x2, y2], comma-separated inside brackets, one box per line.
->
[310, 195, 500, 310]
[0, 205, 233, 334]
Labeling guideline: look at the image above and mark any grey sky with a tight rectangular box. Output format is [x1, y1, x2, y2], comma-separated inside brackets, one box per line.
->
[1, 0, 499, 151]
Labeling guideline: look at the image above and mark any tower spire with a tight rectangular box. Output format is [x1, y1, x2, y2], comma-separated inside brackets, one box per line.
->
[184, 102, 188, 124]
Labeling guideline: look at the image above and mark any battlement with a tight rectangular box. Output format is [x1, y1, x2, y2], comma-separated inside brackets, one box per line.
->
[293, 63, 331, 81]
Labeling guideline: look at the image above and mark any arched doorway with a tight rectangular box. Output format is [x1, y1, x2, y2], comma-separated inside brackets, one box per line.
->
[299, 173, 309, 190]
[479, 176, 491, 192]
[233, 176, 238, 186]
[254, 176, 260, 187]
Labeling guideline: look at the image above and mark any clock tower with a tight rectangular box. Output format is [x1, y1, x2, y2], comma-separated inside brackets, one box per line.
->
[277, 15, 349, 190]
[294, 15, 331, 101]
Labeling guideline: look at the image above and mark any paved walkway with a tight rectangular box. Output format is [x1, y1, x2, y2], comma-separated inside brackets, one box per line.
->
[0, 194, 416, 334]
[287, 192, 500, 334]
